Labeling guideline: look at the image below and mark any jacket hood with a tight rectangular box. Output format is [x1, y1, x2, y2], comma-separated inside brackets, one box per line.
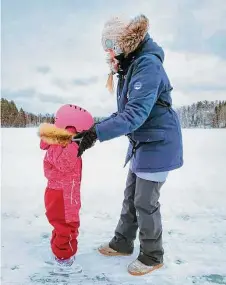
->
[141, 34, 165, 63]
[38, 123, 74, 146]
[115, 33, 165, 75]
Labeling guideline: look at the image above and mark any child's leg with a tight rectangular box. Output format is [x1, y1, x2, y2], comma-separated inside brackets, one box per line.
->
[44, 188, 80, 260]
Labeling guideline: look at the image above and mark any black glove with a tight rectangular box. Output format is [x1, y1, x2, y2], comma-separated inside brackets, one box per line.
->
[72, 126, 97, 157]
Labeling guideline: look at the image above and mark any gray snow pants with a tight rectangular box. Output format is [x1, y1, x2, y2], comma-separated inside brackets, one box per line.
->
[109, 170, 164, 266]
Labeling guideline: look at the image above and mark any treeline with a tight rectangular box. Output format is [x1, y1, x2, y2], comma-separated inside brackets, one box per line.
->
[1, 98, 54, 127]
[177, 100, 226, 128]
[0, 98, 103, 127]
[1, 98, 226, 128]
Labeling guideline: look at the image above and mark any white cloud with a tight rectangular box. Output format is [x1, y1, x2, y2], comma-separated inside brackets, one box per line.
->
[164, 50, 226, 89]
[2, 0, 226, 115]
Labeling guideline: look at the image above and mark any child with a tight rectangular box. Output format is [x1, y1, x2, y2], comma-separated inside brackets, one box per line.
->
[38, 104, 94, 270]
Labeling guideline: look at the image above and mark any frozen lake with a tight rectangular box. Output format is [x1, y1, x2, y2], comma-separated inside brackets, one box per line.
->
[1, 128, 226, 285]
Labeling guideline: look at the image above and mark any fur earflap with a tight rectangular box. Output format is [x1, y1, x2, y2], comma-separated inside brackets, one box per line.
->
[118, 14, 149, 57]
[38, 123, 74, 146]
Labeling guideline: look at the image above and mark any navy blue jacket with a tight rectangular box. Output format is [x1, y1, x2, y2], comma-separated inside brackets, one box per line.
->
[96, 34, 183, 173]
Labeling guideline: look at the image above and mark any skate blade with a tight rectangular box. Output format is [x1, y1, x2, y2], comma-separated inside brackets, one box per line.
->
[128, 263, 163, 276]
[53, 264, 82, 275]
[44, 260, 55, 266]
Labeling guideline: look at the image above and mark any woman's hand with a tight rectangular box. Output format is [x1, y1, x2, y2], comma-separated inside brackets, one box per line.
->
[72, 126, 97, 157]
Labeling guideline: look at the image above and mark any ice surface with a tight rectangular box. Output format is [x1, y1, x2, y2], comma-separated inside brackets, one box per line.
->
[1, 128, 226, 285]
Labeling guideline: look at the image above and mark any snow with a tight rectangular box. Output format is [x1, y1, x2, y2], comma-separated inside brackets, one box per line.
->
[1, 128, 226, 285]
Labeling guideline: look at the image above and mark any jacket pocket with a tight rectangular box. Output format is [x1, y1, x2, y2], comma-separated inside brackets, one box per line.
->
[131, 130, 166, 143]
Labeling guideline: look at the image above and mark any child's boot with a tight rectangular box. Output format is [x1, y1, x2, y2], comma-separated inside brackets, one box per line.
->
[54, 256, 82, 274]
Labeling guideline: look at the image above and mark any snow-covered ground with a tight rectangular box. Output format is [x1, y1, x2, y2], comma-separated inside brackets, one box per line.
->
[1, 128, 226, 285]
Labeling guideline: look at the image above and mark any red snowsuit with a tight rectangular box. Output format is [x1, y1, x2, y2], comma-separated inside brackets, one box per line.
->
[40, 139, 82, 260]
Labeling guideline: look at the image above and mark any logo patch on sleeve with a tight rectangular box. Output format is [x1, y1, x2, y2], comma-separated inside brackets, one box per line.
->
[134, 81, 142, 90]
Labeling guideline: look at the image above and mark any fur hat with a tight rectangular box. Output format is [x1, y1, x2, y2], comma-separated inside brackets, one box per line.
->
[102, 14, 149, 57]
[102, 14, 149, 93]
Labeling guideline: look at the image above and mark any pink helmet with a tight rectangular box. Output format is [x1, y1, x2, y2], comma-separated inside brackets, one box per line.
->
[55, 104, 94, 132]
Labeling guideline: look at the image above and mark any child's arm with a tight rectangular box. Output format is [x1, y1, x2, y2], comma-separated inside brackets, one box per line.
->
[40, 139, 50, 150]
[54, 143, 80, 173]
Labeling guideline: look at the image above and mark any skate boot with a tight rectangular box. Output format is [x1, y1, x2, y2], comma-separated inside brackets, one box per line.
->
[54, 256, 82, 274]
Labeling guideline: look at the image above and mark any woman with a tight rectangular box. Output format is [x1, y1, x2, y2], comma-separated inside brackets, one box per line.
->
[75, 14, 183, 276]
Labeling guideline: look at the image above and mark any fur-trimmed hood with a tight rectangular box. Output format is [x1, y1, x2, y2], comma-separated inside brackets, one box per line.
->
[118, 14, 149, 56]
[38, 123, 74, 146]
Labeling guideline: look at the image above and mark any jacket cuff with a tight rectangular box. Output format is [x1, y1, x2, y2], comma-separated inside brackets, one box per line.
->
[95, 124, 104, 142]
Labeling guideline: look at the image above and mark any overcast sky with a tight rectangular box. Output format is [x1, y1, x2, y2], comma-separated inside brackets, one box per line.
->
[2, 0, 226, 116]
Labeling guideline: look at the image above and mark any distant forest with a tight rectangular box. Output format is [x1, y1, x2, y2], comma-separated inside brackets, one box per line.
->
[1, 98, 226, 128]
[177, 100, 226, 128]
[0, 98, 105, 127]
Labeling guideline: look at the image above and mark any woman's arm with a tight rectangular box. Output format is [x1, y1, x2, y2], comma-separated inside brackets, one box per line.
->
[97, 112, 118, 124]
[95, 56, 161, 142]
